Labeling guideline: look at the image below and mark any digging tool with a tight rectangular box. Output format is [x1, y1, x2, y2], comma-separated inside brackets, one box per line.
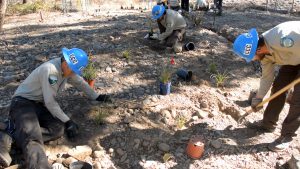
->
[237, 77, 300, 124]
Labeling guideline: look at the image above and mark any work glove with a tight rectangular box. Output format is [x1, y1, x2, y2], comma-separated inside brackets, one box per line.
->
[149, 33, 159, 40]
[96, 94, 112, 103]
[251, 97, 263, 112]
[65, 120, 79, 139]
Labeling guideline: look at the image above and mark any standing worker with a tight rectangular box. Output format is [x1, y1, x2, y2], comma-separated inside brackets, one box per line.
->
[0, 47, 111, 168]
[181, 0, 189, 12]
[233, 21, 300, 151]
[168, 0, 180, 11]
[149, 5, 187, 53]
[214, 0, 222, 15]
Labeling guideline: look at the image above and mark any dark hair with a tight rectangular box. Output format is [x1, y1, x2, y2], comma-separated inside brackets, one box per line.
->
[257, 35, 265, 48]
[61, 56, 65, 63]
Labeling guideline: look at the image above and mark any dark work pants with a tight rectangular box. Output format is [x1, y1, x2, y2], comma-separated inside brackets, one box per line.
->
[181, 0, 189, 11]
[9, 96, 65, 169]
[214, 0, 222, 10]
[158, 21, 186, 47]
[262, 65, 300, 138]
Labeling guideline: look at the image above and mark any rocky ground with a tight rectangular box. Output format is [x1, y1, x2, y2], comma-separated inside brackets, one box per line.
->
[1, 0, 300, 169]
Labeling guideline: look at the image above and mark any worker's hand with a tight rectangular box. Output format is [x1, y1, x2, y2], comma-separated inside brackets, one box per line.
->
[251, 97, 263, 112]
[149, 33, 159, 40]
[96, 94, 112, 103]
[65, 120, 79, 139]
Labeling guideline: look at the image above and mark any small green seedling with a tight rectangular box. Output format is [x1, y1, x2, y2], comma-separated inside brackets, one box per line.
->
[208, 62, 217, 74]
[210, 71, 229, 87]
[122, 50, 130, 60]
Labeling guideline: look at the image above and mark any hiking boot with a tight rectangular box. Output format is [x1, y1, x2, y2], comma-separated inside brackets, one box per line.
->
[0, 131, 12, 168]
[268, 136, 292, 152]
[246, 120, 275, 132]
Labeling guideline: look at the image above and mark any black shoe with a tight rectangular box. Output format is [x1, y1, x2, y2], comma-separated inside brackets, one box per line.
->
[246, 120, 275, 133]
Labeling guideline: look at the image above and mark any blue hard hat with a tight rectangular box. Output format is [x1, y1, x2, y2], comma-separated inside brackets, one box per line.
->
[62, 48, 88, 75]
[233, 28, 259, 62]
[152, 5, 165, 20]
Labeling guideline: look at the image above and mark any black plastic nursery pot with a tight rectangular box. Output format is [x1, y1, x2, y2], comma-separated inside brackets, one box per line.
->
[159, 81, 171, 95]
[69, 161, 93, 169]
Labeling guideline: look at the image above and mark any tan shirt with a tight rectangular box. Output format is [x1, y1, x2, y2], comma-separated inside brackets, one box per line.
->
[257, 21, 300, 98]
[158, 9, 187, 41]
[13, 58, 99, 123]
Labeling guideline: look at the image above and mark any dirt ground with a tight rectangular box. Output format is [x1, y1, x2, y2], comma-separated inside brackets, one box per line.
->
[1, 0, 300, 169]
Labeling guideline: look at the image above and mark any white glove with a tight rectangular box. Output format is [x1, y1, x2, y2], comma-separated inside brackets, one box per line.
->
[150, 33, 159, 40]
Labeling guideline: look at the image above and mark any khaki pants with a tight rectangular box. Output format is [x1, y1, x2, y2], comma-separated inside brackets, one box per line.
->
[263, 65, 300, 138]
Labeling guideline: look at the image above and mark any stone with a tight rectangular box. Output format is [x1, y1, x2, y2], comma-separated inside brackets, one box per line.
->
[211, 140, 222, 149]
[161, 109, 172, 119]
[158, 143, 170, 152]
[116, 148, 125, 156]
[105, 66, 112, 73]
[197, 109, 208, 118]
[68, 145, 92, 161]
[108, 148, 114, 153]
[93, 151, 105, 158]
[288, 153, 300, 169]
[93, 162, 102, 169]
[62, 157, 77, 167]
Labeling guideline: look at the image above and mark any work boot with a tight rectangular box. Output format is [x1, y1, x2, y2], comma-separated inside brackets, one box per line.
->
[268, 136, 292, 152]
[0, 131, 12, 168]
[246, 120, 275, 133]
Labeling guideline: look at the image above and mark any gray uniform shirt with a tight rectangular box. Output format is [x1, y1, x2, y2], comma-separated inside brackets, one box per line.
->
[13, 58, 99, 123]
[158, 9, 187, 41]
[257, 21, 300, 98]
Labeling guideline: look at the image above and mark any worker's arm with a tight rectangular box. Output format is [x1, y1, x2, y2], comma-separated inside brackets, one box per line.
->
[159, 21, 174, 41]
[68, 74, 99, 100]
[256, 58, 276, 99]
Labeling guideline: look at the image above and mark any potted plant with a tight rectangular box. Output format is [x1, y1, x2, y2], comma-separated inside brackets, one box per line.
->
[159, 57, 175, 95]
[82, 54, 97, 88]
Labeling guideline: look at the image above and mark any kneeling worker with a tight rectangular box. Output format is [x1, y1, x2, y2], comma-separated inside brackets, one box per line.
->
[150, 5, 187, 53]
[0, 47, 111, 168]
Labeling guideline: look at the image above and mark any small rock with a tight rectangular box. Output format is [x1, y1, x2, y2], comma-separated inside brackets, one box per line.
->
[116, 148, 125, 156]
[62, 157, 77, 167]
[93, 151, 105, 158]
[108, 148, 114, 153]
[192, 116, 199, 121]
[120, 153, 128, 163]
[161, 109, 172, 119]
[197, 109, 208, 118]
[93, 162, 102, 169]
[211, 140, 222, 149]
[158, 143, 170, 152]
[105, 66, 112, 73]
[200, 102, 208, 108]
[68, 145, 92, 161]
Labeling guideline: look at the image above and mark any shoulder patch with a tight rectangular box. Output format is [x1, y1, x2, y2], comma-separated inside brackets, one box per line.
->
[49, 74, 58, 86]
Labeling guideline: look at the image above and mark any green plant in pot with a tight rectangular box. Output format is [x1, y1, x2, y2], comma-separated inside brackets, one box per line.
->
[82, 53, 97, 88]
[159, 58, 174, 95]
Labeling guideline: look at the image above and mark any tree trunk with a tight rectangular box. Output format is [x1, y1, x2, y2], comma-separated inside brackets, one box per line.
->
[0, 0, 7, 31]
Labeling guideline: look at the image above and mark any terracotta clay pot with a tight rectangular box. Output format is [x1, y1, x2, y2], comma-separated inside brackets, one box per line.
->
[186, 135, 205, 159]
[85, 79, 95, 89]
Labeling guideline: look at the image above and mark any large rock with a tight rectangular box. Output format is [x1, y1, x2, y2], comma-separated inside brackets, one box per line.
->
[288, 153, 300, 169]
[68, 145, 93, 161]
